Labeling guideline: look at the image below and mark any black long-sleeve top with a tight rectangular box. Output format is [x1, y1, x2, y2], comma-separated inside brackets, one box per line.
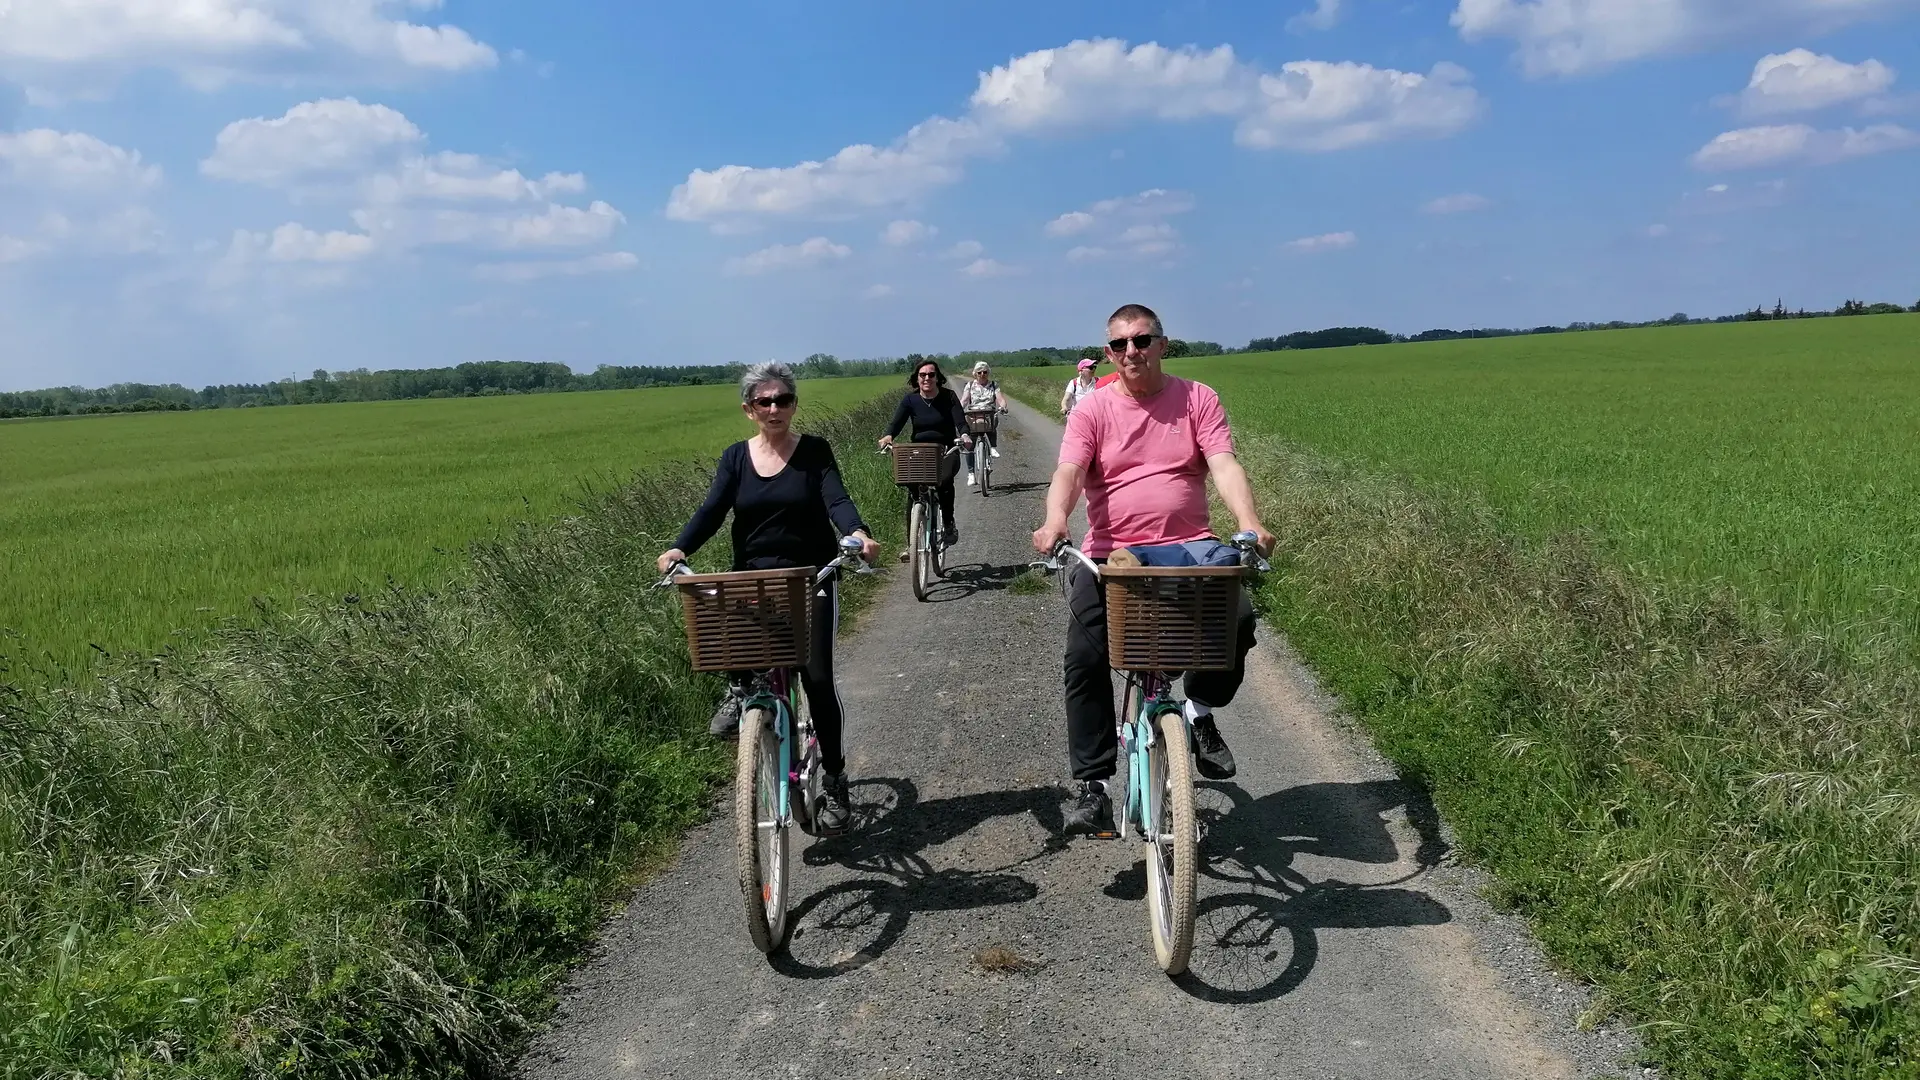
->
[672, 436, 869, 571]
[885, 388, 966, 445]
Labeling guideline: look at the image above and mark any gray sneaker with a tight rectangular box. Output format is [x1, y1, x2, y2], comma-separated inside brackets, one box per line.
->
[815, 772, 852, 835]
[708, 695, 742, 740]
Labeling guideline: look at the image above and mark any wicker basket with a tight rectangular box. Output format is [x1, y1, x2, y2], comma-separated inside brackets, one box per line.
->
[964, 411, 996, 435]
[674, 567, 813, 673]
[890, 443, 944, 486]
[1103, 566, 1244, 672]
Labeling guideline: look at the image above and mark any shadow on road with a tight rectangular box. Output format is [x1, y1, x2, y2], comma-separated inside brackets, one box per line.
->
[920, 561, 1030, 602]
[1100, 778, 1454, 1004]
[770, 778, 1062, 979]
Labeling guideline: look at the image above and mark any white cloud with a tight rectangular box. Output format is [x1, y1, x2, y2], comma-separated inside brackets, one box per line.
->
[201, 99, 626, 260]
[1288, 0, 1345, 33]
[1044, 210, 1096, 237]
[0, 129, 162, 193]
[1451, 0, 1920, 78]
[1238, 61, 1483, 150]
[0, 0, 497, 92]
[1708, 183, 1730, 192]
[723, 236, 852, 276]
[0, 235, 46, 262]
[1045, 188, 1193, 257]
[1691, 122, 1919, 168]
[666, 37, 1483, 227]
[959, 257, 1019, 277]
[473, 251, 640, 282]
[943, 239, 985, 260]
[1644, 223, 1671, 237]
[1735, 49, 1896, 115]
[1423, 191, 1492, 214]
[1285, 230, 1357, 252]
[861, 283, 895, 299]
[880, 219, 936, 245]
[230, 222, 376, 263]
[202, 98, 421, 185]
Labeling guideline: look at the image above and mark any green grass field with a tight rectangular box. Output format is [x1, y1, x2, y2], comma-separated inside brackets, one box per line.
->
[0, 377, 896, 681]
[1021, 314, 1920, 652]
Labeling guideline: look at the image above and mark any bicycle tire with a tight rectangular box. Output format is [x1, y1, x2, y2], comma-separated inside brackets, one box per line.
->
[909, 500, 930, 602]
[1145, 708, 1198, 974]
[929, 495, 947, 579]
[735, 705, 790, 954]
[979, 445, 991, 498]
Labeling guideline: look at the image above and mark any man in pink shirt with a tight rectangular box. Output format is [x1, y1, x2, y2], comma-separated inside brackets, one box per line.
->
[1033, 303, 1275, 836]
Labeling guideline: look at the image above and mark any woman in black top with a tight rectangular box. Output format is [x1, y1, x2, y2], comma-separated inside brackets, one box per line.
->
[877, 358, 972, 546]
[657, 361, 878, 835]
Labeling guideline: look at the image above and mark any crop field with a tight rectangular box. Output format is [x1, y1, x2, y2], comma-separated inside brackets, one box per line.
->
[0, 376, 896, 681]
[1019, 314, 1920, 652]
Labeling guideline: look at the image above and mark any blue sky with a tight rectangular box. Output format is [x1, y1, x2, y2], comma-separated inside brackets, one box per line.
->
[2, 0, 1917, 392]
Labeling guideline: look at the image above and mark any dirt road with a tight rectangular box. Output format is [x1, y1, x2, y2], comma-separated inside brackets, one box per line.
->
[520, 395, 1643, 1080]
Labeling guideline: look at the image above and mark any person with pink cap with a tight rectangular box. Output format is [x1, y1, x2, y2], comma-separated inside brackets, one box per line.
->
[1060, 356, 1101, 417]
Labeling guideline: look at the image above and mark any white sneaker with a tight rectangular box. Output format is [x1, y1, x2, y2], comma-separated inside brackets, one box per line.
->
[966, 472, 976, 486]
[990, 446, 1001, 458]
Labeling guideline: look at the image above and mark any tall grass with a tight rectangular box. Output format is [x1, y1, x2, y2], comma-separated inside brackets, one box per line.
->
[0, 395, 903, 1078]
[0, 377, 899, 682]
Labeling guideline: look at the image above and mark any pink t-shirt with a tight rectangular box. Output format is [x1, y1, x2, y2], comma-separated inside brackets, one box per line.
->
[1058, 376, 1236, 558]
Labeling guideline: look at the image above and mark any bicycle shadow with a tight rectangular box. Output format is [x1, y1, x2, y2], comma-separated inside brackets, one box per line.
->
[1102, 778, 1453, 1004]
[921, 561, 1028, 602]
[768, 777, 1063, 979]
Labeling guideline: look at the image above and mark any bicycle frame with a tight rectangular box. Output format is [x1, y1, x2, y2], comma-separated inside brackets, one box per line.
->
[1119, 671, 1182, 841]
[739, 667, 811, 826]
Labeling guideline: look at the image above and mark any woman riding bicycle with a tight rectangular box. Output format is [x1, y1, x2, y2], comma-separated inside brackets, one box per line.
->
[656, 361, 880, 834]
[958, 361, 1008, 487]
[878, 358, 971, 545]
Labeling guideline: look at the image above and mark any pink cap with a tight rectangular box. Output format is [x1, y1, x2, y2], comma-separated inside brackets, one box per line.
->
[1077, 358, 1097, 370]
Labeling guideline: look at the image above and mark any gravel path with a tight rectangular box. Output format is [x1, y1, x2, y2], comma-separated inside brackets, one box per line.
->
[520, 394, 1646, 1080]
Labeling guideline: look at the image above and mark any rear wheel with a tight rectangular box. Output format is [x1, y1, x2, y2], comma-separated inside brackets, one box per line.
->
[909, 500, 930, 602]
[735, 706, 790, 954]
[1144, 708, 1198, 975]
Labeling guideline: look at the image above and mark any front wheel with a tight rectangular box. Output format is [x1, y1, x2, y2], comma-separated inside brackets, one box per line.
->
[1144, 708, 1198, 974]
[735, 706, 790, 954]
[978, 445, 991, 498]
[909, 500, 930, 602]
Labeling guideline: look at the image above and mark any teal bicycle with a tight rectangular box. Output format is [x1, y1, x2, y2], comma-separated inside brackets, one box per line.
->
[1037, 531, 1267, 974]
[657, 535, 873, 954]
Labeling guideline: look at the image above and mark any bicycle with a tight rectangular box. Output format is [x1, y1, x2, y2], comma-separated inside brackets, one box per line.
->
[963, 409, 1003, 498]
[656, 535, 874, 954]
[1034, 531, 1269, 975]
[881, 441, 962, 602]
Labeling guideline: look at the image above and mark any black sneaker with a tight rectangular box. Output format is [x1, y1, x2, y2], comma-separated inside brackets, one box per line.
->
[708, 695, 742, 740]
[815, 772, 852, 835]
[1189, 714, 1237, 780]
[942, 522, 960, 547]
[1062, 780, 1116, 837]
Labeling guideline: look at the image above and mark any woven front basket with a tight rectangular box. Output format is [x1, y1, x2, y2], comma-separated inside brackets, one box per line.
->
[964, 412, 996, 435]
[675, 567, 813, 673]
[1103, 566, 1244, 672]
[890, 442, 944, 486]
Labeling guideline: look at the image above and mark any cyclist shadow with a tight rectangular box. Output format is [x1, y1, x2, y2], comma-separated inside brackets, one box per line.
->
[923, 561, 1028, 601]
[1103, 778, 1453, 1004]
[770, 777, 1063, 979]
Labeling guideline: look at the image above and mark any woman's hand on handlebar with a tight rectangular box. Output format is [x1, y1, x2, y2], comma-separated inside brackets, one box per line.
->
[655, 548, 687, 575]
[877, 435, 894, 451]
[851, 530, 881, 564]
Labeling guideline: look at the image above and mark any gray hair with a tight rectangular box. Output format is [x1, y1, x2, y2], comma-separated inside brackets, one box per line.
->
[739, 361, 798, 403]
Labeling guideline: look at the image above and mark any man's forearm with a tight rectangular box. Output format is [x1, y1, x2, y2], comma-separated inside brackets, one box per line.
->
[1207, 453, 1263, 530]
[1045, 461, 1085, 526]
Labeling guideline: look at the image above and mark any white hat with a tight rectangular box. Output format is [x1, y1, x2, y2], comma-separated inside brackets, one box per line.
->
[972, 361, 989, 373]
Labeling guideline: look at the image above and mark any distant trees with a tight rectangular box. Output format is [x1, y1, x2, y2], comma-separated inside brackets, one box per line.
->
[1245, 327, 1396, 352]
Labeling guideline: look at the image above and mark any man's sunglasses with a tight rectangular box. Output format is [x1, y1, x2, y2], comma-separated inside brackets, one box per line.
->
[1107, 334, 1159, 352]
[750, 393, 798, 409]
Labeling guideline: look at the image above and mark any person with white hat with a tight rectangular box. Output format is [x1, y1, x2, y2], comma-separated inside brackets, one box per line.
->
[959, 361, 1007, 486]
[1060, 356, 1101, 417]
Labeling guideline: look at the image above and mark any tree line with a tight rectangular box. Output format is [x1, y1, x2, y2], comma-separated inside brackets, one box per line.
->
[4, 298, 1912, 420]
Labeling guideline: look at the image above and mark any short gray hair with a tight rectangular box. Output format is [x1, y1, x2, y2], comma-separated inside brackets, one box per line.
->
[740, 361, 798, 403]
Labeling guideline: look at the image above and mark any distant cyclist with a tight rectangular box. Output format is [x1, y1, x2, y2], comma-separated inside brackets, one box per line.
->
[1060, 357, 1100, 417]
[1032, 304, 1275, 836]
[959, 361, 1007, 487]
[878, 358, 972, 546]
[657, 361, 880, 834]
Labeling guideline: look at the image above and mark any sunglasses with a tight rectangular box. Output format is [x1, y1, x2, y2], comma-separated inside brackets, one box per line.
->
[915, 370, 941, 379]
[750, 393, 797, 409]
[1107, 334, 1159, 352]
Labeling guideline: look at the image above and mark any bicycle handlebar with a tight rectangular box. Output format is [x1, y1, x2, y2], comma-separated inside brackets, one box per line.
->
[1032, 535, 1270, 576]
[652, 535, 875, 591]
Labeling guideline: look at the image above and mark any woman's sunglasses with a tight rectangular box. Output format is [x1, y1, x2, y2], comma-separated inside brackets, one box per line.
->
[915, 370, 941, 379]
[750, 393, 798, 409]
[1107, 333, 1159, 352]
